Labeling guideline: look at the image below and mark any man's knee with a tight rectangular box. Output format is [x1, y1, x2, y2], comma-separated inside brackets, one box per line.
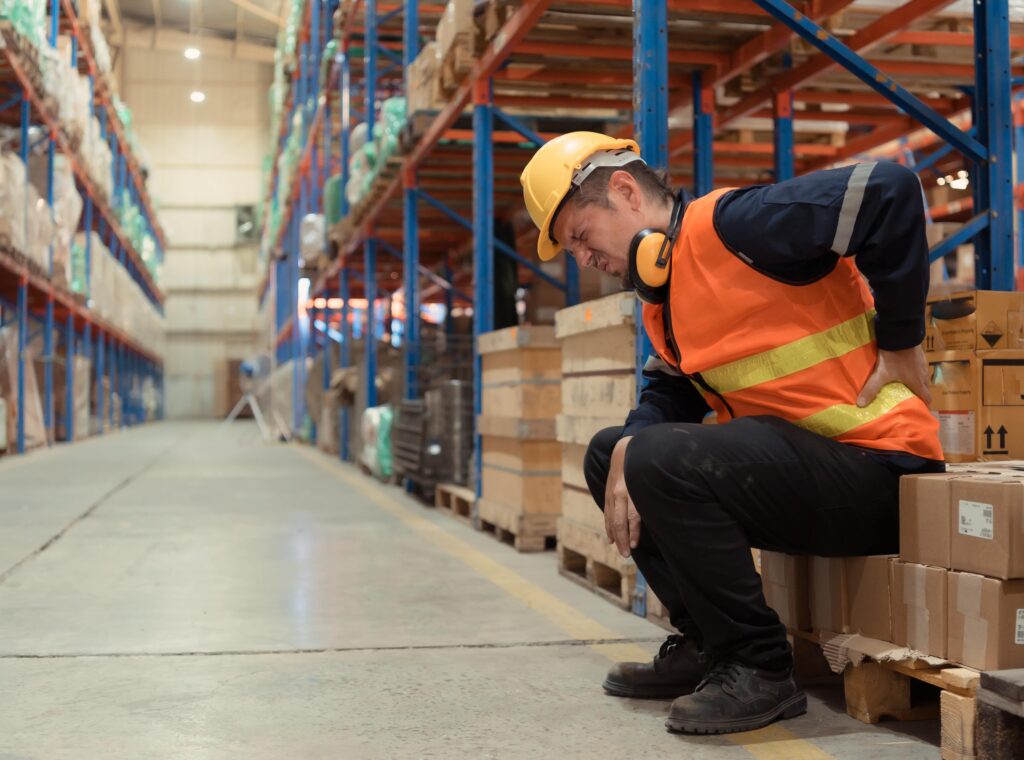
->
[624, 424, 711, 513]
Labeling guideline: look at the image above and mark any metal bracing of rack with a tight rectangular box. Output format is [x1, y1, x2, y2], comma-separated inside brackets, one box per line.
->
[260, 1, 1021, 611]
[0, 0, 166, 455]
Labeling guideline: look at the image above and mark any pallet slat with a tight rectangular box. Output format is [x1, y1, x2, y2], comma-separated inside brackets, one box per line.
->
[477, 498, 557, 553]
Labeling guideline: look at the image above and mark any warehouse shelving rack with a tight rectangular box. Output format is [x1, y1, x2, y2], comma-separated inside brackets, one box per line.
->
[0, 0, 166, 455]
[261, 0, 1020, 615]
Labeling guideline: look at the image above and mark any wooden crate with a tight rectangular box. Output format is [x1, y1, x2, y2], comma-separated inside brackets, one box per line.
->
[561, 373, 635, 418]
[477, 498, 557, 553]
[481, 466, 561, 515]
[478, 414, 556, 440]
[556, 414, 623, 447]
[557, 516, 636, 610]
[561, 442, 588, 491]
[561, 483, 604, 533]
[480, 325, 561, 420]
[435, 482, 475, 524]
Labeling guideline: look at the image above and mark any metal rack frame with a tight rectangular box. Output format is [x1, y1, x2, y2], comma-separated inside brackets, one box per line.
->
[0, 0, 166, 455]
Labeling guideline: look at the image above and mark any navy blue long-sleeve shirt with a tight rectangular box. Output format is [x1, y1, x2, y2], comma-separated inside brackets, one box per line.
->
[621, 161, 935, 470]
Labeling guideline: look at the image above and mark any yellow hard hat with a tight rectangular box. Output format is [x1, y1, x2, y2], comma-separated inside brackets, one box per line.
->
[520, 132, 642, 261]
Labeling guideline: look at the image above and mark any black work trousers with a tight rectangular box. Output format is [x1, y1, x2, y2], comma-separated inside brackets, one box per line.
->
[584, 416, 914, 671]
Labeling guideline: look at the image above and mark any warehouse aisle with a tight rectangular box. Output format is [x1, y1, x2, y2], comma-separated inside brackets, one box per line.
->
[0, 422, 939, 759]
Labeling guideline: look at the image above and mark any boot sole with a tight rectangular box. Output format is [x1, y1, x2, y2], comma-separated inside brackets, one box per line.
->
[602, 677, 697, 700]
[665, 691, 807, 735]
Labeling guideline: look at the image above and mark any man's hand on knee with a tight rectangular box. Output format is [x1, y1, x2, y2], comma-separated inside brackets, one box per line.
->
[605, 436, 641, 558]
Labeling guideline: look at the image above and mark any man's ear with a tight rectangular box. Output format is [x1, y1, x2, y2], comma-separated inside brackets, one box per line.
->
[608, 170, 642, 211]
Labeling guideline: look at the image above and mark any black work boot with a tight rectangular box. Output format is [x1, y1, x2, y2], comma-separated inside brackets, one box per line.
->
[603, 635, 708, 699]
[665, 659, 807, 734]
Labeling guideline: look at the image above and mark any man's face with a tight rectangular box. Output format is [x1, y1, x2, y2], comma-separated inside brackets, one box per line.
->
[550, 176, 647, 289]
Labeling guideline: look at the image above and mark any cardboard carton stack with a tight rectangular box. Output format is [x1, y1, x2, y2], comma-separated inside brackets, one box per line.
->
[477, 326, 562, 551]
[554, 292, 638, 608]
[927, 290, 1024, 462]
[899, 468, 1024, 670]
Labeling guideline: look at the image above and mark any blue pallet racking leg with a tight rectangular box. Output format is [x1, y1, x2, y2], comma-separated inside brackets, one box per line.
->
[773, 90, 795, 183]
[16, 278, 27, 454]
[65, 313, 74, 441]
[472, 78, 495, 500]
[44, 296, 54, 443]
[630, 0, 669, 619]
[692, 70, 714, 195]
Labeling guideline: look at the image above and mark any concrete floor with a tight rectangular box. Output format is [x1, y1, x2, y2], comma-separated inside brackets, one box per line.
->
[0, 422, 942, 759]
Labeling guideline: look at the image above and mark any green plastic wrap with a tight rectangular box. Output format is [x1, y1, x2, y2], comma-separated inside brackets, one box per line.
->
[323, 174, 342, 224]
[377, 406, 393, 478]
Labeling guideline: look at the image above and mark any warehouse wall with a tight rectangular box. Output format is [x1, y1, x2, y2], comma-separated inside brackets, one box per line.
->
[122, 47, 272, 418]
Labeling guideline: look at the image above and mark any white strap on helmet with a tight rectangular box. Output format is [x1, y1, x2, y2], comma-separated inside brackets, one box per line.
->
[571, 149, 645, 188]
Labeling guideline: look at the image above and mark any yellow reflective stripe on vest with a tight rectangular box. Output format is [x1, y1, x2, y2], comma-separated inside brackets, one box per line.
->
[794, 383, 915, 439]
[700, 310, 875, 394]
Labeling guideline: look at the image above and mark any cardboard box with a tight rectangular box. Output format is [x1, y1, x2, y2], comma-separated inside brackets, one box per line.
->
[892, 562, 948, 658]
[760, 551, 811, 631]
[435, 0, 473, 62]
[947, 571, 1024, 670]
[925, 290, 1024, 352]
[406, 42, 445, 113]
[928, 349, 1024, 461]
[949, 476, 1024, 579]
[900, 474, 956, 568]
[846, 556, 896, 641]
[809, 557, 848, 633]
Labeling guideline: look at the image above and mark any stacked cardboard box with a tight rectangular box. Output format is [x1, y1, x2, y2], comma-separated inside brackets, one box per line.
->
[477, 326, 562, 552]
[760, 551, 897, 641]
[554, 292, 638, 607]
[927, 290, 1024, 462]
[899, 469, 1024, 670]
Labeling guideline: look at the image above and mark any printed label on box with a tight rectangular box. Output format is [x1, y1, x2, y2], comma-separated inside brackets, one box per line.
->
[959, 500, 994, 539]
[934, 411, 975, 456]
[1017, 609, 1024, 645]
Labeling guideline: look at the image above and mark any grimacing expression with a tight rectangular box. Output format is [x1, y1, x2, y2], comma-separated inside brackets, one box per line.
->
[551, 197, 636, 289]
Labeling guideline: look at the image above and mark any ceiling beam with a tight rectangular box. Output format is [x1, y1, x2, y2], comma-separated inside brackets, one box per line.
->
[226, 0, 284, 27]
[104, 0, 124, 44]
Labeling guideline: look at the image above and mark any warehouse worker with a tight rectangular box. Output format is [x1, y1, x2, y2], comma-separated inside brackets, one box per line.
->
[519, 132, 944, 735]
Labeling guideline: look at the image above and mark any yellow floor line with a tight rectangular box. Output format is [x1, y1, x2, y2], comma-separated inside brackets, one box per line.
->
[297, 445, 836, 760]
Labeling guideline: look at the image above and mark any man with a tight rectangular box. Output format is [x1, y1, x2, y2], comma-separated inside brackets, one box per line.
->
[519, 132, 943, 735]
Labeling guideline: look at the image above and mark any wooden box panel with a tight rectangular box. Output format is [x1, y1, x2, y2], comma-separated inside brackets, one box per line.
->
[482, 382, 560, 419]
[560, 325, 637, 376]
[482, 436, 561, 472]
[561, 443, 589, 491]
[555, 291, 635, 340]
[557, 413, 623, 446]
[561, 373, 636, 418]
[482, 467, 562, 514]
[562, 484, 605, 533]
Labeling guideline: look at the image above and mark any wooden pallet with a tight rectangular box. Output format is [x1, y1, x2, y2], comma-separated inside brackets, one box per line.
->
[646, 588, 676, 632]
[435, 482, 475, 525]
[476, 497, 557, 552]
[556, 517, 636, 610]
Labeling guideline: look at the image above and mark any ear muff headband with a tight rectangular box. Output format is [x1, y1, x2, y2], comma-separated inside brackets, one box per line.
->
[628, 191, 686, 305]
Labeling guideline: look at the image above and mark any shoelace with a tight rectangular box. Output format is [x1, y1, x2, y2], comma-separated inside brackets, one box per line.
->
[696, 660, 745, 692]
[657, 634, 684, 660]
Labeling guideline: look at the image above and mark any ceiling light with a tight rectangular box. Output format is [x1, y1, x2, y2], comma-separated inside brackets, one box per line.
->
[184, 47, 201, 60]
[190, 90, 206, 103]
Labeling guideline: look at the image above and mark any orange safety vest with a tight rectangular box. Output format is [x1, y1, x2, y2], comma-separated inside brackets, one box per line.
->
[642, 188, 943, 461]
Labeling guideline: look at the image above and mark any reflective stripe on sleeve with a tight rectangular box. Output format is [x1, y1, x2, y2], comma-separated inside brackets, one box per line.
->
[831, 162, 877, 257]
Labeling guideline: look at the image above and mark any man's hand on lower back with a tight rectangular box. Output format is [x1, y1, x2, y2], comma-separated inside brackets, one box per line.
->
[857, 346, 932, 408]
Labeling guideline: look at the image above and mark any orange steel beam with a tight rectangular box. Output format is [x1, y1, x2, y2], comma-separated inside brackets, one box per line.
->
[442, 128, 563, 143]
[513, 40, 730, 67]
[865, 59, 1024, 79]
[675, 0, 960, 156]
[561, 0, 762, 13]
[670, 130, 838, 157]
[496, 67, 635, 86]
[752, 107, 910, 126]
[794, 89, 960, 111]
[494, 93, 633, 110]
[887, 30, 1024, 48]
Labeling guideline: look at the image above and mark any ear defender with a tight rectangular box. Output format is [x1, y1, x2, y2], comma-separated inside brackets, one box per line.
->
[628, 191, 686, 305]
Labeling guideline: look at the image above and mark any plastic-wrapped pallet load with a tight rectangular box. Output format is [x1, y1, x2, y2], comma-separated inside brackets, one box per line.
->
[361, 405, 394, 480]
[0, 326, 46, 451]
[0, 151, 27, 254]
